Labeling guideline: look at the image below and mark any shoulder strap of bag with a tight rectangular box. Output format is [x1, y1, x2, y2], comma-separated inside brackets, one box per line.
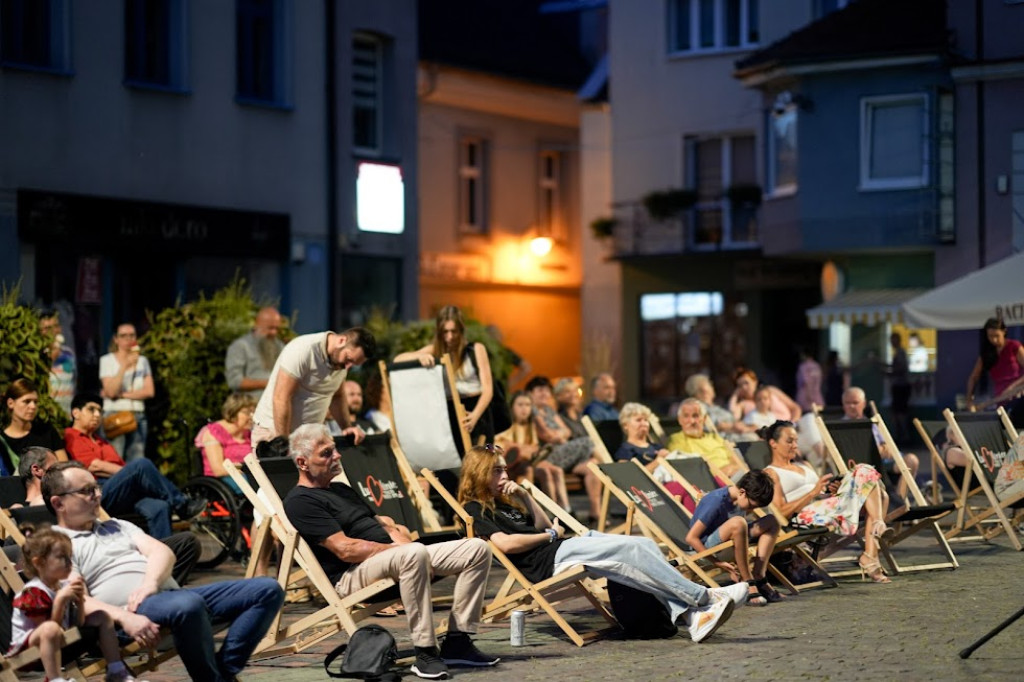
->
[0, 432, 20, 474]
[323, 642, 353, 678]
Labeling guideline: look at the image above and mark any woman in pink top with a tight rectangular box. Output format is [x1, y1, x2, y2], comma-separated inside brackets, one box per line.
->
[966, 318, 1024, 424]
[196, 393, 256, 491]
[728, 368, 801, 423]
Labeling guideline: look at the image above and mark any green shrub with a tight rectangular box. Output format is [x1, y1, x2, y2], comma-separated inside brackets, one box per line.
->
[0, 283, 64, 429]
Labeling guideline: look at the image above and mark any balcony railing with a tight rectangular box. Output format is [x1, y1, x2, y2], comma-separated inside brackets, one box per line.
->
[611, 201, 760, 257]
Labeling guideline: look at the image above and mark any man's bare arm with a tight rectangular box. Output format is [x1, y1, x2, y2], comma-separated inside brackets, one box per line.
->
[272, 370, 300, 436]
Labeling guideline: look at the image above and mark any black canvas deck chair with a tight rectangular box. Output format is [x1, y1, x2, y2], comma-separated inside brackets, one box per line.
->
[942, 408, 1023, 550]
[421, 467, 617, 647]
[334, 431, 456, 542]
[817, 417, 959, 574]
[913, 418, 970, 506]
[664, 456, 835, 593]
[224, 454, 409, 658]
[587, 460, 734, 588]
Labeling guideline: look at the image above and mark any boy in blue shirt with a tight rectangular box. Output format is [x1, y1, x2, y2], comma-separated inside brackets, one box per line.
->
[685, 470, 782, 606]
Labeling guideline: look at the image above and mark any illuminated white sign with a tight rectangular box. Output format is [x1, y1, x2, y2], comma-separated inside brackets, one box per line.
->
[357, 162, 405, 234]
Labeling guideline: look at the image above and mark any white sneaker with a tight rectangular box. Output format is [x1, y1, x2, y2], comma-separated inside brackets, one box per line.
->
[687, 597, 735, 643]
[708, 581, 749, 607]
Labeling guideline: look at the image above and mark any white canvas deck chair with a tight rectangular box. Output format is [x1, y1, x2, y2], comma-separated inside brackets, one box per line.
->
[421, 468, 617, 647]
[817, 416, 959, 575]
[224, 454, 408, 658]
[942, 408, 1024, 550]
[379, 357, 470, 473]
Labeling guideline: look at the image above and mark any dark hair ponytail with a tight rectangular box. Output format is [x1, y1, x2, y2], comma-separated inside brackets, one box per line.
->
[980, 318, 1007, 372]
[759, 420, 794, 443]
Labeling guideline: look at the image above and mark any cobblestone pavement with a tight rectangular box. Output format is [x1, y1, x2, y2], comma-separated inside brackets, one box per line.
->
[129, 525, 1023, 682]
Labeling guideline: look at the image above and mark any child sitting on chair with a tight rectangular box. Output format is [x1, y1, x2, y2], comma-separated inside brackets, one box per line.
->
[684, 470, 784, 606]
[9, 530, 141, 682]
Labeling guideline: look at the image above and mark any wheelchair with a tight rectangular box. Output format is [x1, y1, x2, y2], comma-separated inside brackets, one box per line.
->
[180, 450, 253, 570]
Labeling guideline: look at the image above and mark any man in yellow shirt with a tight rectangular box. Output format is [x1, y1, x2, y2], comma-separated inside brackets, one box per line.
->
[667, 399, 745, 480]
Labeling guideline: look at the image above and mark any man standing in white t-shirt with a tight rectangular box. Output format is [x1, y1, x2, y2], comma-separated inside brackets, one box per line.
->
[250, 327, 376, 447]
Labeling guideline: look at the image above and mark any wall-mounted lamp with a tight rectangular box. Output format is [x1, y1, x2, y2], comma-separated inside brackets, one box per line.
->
[529, 236, 553, 258]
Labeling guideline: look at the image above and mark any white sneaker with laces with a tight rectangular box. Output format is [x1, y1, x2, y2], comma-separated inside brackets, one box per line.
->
[708, 581, 749, 607]
[687, 596, 735, 643]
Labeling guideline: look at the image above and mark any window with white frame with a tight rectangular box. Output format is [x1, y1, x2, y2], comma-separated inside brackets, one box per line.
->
[860, 94, 928, 190]
[124, 0, 187, 89]
[236, 0, 290, 105]
[768, 94, 798, 194]
[0, 0, 71, 72]
[667, 0, 759, 55]
[538, 148, 566, 241]
[458, 136, 489, 235]
[352, 32, 383, 154]
[684, 133, 759, 247]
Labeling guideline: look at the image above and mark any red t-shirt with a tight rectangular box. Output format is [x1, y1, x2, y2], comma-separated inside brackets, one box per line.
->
[64, 428, 125, 468]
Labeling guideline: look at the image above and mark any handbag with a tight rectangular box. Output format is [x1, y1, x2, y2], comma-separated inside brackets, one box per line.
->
[103, 410, 138, 439]
[324, 624, 399, 680]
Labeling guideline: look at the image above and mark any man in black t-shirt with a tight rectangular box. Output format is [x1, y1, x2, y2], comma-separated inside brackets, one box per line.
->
[283, 424, 498, 680]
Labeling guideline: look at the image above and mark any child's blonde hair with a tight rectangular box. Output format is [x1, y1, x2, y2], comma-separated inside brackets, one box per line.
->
[22, 528, 71, 580]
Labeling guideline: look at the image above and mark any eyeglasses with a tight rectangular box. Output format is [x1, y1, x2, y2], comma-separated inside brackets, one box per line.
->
[58, 485, 102, 500]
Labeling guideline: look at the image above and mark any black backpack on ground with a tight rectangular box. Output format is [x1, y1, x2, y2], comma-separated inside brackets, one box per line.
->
[324, 624, 399, 681]
[606, 581, 678, 639]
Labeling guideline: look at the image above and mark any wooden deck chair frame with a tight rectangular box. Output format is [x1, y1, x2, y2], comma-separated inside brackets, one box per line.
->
[942, 408, 1023, 551]
[0, 549, 89, 682]
[224, 454, 406, 658]
[580, 415, 621, 533]
[379, 356, 472, 457]
[587, 460, 733, 588]
[913, 418, 969, 506]
[816, 416, 959, 575]
[664, 457, 836, 593]
[420, 468, 617, 648]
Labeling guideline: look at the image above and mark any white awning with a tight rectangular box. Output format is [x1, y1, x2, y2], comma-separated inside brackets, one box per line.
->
[902, 252, 1024, 329]
[805, 289, 928, 329]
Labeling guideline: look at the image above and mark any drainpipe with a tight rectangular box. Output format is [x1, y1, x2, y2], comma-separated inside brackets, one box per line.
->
[975, 0, 985, 268]
[325, 0, 339, 328]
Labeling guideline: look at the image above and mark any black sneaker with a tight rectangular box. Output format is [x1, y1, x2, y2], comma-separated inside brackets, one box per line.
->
[411, 646, 449, 679]
[176, 495, 208, 521]
[439, 633, 500, 667]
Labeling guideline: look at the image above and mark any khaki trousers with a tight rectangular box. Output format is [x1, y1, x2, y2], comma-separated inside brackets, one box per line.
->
[336, 538, 490, 647]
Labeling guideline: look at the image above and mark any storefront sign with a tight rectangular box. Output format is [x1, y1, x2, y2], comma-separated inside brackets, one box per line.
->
[17, 189, 289, 258]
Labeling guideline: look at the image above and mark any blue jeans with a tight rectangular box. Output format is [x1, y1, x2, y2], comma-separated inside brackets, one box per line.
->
[98, 459, 186, 539]
[107, 411, 148, 461]
[553, 531, 710, 623]
[135, 577, 284, 681]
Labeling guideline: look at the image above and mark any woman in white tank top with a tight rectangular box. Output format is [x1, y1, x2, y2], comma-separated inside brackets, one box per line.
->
[760, 420, 893, 583]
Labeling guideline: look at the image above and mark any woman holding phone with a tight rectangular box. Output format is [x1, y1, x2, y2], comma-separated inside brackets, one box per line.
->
[99, 322, 154, 461]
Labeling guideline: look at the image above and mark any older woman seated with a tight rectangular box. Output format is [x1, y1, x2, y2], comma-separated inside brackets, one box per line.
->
[760, 420, 893, 583]
[666, 399, 746, 480]
[457, 445, 749, 643]
[195, 393, 256, 494]
[613, 402, 688, 501]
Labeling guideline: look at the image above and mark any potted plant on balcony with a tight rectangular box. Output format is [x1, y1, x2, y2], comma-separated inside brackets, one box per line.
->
[724, 183, 763, 208]
[590, 216, 617, 240]
[642, 188, 698, 221]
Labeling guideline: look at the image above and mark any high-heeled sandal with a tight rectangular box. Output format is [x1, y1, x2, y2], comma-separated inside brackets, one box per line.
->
[753, 577, 785, 603]
[858, 553, 891, 583]
[870, 520, 895, 542]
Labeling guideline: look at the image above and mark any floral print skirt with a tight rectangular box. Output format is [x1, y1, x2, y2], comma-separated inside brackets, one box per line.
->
[791, 463, 881, 536]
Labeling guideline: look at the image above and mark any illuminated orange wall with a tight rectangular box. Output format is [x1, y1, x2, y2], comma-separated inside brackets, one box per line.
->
[420, 283, 581, 392]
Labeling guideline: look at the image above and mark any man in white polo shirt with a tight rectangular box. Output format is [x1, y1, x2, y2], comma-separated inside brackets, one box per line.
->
[43, 461, 284, 682]
[250, 327, 376, 447]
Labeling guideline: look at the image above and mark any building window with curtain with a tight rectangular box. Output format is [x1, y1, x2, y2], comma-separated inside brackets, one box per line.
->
[860, 94, 928, 190]
[1, 0, 71, 72]
[352, 32, 384, 154]
[685, 133, 759, 247]
[458, 136, 489, 235]
[667, 0, 759, 55]
[124, 0, 187, 90]
[236, 0, 289, 105]
[538, 148, 566, 241]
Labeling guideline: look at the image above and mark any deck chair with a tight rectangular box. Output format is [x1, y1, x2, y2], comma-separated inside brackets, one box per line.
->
[587, 460, 733, 588]
[913, 418, 969, 506]
[420, 468, 617, 647]
[334, 431, 455, 542]
[664, 457, 835, 593]
[0, 550, 89, 682]
[817, 417, 959, 574]
[224, 454, 408, 658]
[942, 408, 1024, 551]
